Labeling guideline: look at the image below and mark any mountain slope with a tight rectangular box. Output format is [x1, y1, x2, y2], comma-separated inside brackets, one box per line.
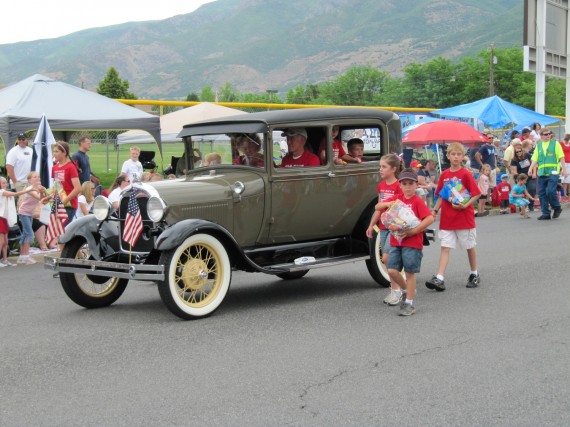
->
[0, 0, 522, 98]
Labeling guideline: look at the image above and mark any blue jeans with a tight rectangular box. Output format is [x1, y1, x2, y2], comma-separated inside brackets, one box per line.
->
[19, 215, 34, 245]
[537, 175, 561, 216]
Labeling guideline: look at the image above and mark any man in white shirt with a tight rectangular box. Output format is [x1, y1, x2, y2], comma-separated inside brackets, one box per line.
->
[6, 133, 33, 191]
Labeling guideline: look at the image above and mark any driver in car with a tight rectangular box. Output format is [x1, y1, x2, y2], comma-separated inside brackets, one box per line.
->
[280, 128, 320, 168]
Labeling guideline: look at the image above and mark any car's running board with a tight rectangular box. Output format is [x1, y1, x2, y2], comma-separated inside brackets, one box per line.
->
[265, 254, 370, 273]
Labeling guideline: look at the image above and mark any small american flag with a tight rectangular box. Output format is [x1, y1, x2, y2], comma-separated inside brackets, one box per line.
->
[46, 191, 68, 244]
[122, 188, 143, 247]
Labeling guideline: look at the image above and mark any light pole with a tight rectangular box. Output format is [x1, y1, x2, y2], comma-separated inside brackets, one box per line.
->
[266, 89, 278, 101]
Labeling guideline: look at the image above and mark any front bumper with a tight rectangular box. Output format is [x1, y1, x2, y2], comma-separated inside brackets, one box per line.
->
[44, 255, 165, 281]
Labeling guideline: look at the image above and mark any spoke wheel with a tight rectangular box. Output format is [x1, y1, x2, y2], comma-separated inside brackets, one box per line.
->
[365, 232, 390, 287]
[158, 234, 231, 320]
[60, 237, 129, 308]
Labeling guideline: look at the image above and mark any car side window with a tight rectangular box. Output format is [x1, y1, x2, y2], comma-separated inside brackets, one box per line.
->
[338, 126, 383, 164]
[274, 127, 325, 169]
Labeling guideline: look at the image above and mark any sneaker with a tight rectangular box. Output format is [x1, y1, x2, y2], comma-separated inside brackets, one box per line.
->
[466, 273, 480, 288]
[399, 303, 416, 316]
[0, 262, 5, 268]
[17, 257, 26, 265]
[53, 273, 60, 278]
[1, 259, 15, 267]
[386, 290, 404, 306]
[383, 288, 395, 304]
[24, 257, 37, 265]
[552, 208, 562, 219]
[537, 214, 551, 220]
[425, 275, 445, 291]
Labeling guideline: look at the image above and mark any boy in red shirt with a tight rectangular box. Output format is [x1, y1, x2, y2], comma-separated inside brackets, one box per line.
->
[426, 142, 482, 291]
[386, 168, 434, 316]
[496, 174, 512, 214]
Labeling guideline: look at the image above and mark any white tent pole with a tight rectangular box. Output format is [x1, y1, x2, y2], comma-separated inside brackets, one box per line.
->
[435, 144, 442, 173]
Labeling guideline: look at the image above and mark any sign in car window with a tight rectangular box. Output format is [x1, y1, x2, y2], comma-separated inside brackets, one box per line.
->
[341, 128, 382, 153]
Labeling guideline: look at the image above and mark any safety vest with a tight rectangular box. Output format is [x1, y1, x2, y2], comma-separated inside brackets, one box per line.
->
[536, 141, 559, 176]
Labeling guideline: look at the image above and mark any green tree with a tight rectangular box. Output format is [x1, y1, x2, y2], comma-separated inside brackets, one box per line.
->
[186, 92, 199, 102]
[96, 67, 137, 99]
[285, 84, 320, 104]
[217, 82, 240, 102]
[200, 86, 216, 102]
[316, 66, 389, 106]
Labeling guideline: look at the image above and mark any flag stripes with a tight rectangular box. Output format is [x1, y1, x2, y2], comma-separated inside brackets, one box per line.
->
[123, 188, 143, 247]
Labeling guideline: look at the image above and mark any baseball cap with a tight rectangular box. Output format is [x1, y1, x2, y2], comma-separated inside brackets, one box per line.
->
[410, 160, 422, 168]
[281, 128, 307, 139]
[398, 170, 418, 182]
[17, 133, 27, 139]
[501, 174, 508, 180]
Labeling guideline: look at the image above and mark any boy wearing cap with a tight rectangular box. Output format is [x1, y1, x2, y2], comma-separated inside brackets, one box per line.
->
[427, 142, 482, 291]
[6, 133, 33, 192]
[387, 168, 434, 316]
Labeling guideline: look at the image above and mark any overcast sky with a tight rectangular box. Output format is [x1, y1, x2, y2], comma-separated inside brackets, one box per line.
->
[0, 0, 216, 45]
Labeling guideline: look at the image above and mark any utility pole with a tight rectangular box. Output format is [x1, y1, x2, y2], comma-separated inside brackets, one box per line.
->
[489, 43, 495, 97]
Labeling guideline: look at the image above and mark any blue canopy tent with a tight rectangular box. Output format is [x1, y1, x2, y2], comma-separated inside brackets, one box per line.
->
[432, 95, 560, 128]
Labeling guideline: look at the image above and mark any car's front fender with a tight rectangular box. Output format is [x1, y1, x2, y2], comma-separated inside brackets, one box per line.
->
[155, 219, 237, 251]
[59, 215, 120, 260]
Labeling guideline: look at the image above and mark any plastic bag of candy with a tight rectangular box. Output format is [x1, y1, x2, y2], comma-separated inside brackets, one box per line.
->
[380, 199, 420, 243]
[438, 177, 471, 204]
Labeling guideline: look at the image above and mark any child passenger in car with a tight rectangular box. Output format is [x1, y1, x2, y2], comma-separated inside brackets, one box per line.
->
[346, 138, 364, 163]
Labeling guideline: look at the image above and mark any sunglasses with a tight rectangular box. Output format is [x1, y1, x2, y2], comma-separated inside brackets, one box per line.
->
[542, 132, 552, 136]
[18, 137, 27, 141]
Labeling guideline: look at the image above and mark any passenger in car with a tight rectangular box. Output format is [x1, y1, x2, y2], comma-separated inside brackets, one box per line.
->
[204, 152, 222, 166]
[346, 138, 365, 163]
[281, 128, 320, 168]
[319, 125, 346, 165]
[233, 134, 264, 167]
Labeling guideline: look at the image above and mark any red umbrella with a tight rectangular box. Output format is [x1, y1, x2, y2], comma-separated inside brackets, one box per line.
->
[402, 120, 489, 148]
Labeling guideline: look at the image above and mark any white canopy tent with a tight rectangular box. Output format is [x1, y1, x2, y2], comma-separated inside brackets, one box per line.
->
[0, 74, 161, 154]
[117, 102, 247, 145]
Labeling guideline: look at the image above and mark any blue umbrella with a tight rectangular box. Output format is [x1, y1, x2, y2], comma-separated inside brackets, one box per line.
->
[31, 114, 55, 189]
[432, 95, 560, 128]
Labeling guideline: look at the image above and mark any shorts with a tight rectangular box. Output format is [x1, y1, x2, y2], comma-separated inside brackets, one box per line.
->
[387, 246, 423, 273]
[500, 200, 510, 209]
[0, 217, 8, 234]
[479, 193, 487, 200]
[32, 218, 44, 232]
[438, 229, 477, 250]
[379, 229, 392, 256]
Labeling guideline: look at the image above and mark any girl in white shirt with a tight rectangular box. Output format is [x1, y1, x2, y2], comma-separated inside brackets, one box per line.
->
[75, 181, 95, 219]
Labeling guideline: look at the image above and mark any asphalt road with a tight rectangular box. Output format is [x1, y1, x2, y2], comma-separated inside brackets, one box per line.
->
[1, 212, 569, 426]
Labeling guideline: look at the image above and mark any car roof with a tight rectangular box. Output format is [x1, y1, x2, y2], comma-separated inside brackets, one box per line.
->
[178, 107, 399, 137]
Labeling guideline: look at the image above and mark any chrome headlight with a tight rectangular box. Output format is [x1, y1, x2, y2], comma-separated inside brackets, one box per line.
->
[93, 196, 113, 221]
[147, 196, 167, 222]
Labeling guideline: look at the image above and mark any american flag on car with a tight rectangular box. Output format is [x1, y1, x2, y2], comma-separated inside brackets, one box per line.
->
[123, 188, 143, 247]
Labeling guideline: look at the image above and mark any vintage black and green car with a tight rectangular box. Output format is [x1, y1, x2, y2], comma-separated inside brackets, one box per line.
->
[45, 108, 403, 320]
